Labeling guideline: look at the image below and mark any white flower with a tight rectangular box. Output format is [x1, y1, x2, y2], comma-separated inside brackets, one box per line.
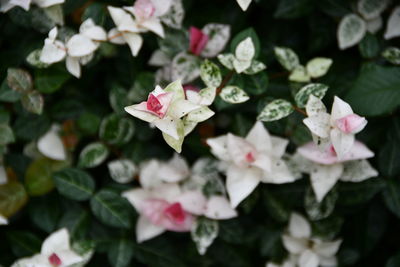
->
[303, 95, 367, 159]
[40, 21, 105, 78]
[266, 256, 297, 267]
[207, 121, 295, 207]
[12, 228, 84, 267]
[124, 80, 201, 152]
[282, 213, 342, 267]
[293, 141, 377, 202]
[0, 214, 8, 225]
[37, 124, 67, 161]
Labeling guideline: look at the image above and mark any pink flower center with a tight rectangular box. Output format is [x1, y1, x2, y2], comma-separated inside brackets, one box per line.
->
[189, 27, 209, 56]
[245, 151, 256, 163]
[147, 94, 163, 114]
[329, 145, 337, 157]
[335, 114, 366, 134]
[164, 202, 186, 224]
[49, 253, 62, 266]
[133, 0, 155, 21]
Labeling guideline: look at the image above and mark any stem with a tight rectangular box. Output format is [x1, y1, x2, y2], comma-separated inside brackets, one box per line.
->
[216, 70, 235, 95]
[269, 71, 289, 80]
[293, 105, 307, 116]
[108, 32, 123, 40]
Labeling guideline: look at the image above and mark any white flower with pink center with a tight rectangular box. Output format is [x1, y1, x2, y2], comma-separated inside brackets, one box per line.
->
[207, 121, 296, 208]
[281, 213, 342, 267]
[303, 95, 367, 159]
[11, 228, 86, 267]
[125, 80, 202, 152]
[292, 141, 378, 202]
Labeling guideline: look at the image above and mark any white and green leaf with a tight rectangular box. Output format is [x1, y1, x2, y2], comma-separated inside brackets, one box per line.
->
[305, 58, 333, 78]
[295, 83, 329, 108]
[219, 86, 250, 104]
[200, 60, 222, 88]
[78, 142, 109, 168]
[337, 14, 366, 50]
[274, 46, 300, 71]
[258, 99, 294, 122]
[191, 217, 219, 255]
[382, 47, 400, 65]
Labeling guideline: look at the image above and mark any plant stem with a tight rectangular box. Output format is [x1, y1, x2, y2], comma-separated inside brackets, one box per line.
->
[216, 70, 235, 95]
[293, 105, 307, 116]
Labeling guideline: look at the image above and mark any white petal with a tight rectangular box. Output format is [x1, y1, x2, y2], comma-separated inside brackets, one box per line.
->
[122, 32, 143, 57]
[40, 41, 66, 64]
[288, 212, 311, 239]
[226, 165, 261, 208]
[122, 188, 151, 211]
[298, 249, 319, 267]
[314, 239, 342, 258]
[37, 125, 66, 161]
[66, 34, 97, 57]
[176, 190, 207, 215]
[124, 104, 158, 123]
[261, 159, 295, 184]
[271, 136, 290, 158]
[139, 160, 163, 189]
[204, 196, 238, 220]
[206, 135, 230, 161]
[330, 96, 353, 124]
[310, 164, 343, 202]
[201, 23, 231, 58]
[384, 6, 400, 40]
[80, 19, 107, 41]
[136, 215, 165, 243]
[236, 0, 252, 11]
[158, 154, 190, 182]
[0, 214, 8, 225]
[282, 234, 308, 254]
[245, 121, 272, 152]
[227, 133, 258, 168]
[340, 159, 378, 182]
[153, 116, 180, 140]
[65, 56, 81, 78]
[303, 113, 331, 138]
[141, 17, 164, 37]
[41, 228, 70, 255]
[151, 0, 172, 16]
[186, 106, 215, 123]
[330, 128, 355, 159]
[306, 95, 327, 117]
[155, 183, 182, 202]
[56, 250, 84, 266]
[168, 99, 201, 119]
[108, 28, 126, 44]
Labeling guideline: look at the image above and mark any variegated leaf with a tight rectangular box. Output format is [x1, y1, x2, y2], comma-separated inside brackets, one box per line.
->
[382, 47, 400, 65]
[220, 86, 250, 104]
[274, 46, 300, 71]
[337, 14, 366, 50]
[200, 60, 222, 88]
[306, 58, 333, 78]
[295, 83, 329, 108]
[258, 99, 294, 122]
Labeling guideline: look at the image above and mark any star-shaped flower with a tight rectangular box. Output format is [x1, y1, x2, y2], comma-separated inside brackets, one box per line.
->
[207, 121, 295, 207]
[303, 95, 367, 159]
[282, 213, 342, 267]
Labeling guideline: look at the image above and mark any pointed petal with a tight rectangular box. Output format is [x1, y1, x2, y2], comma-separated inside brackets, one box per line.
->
[66, 34, 97, 57]
[310, 164, 343, 202]
[158, 154, 190, 182]
[227, 133, 256, 167]
[122, 188, 150, 212]
[226, 165, 261, 208]
[136, 215, 165, 243]
[330, 128, 355, 159]
[340, 159, 378, 182]
[245, 121, 272, 152]
[65, 56, 81, 78]
[57, 250, 84, 266]
[330, 96, 353, 123]
[41, 228, 70, 255]
[298, 249, 319, 267]
[282, 234, 308, 254]
[314, 239, 342, 258]
[40, 41, 66, 64]
[306, 95, 327, 117]
[261, 159, 295, 184]
[206, 135, 230, 161]
[124, 104, 158, 123]
[142, 17, 164, 37]
[340, 141, 375, 162]
[289, 212, 311, 238]
[122, 32, 143, 57]
[297, 142, 338, 165]
[153, 116, 180, 140]
[204, 196, 238, 220]
[37, 125, 66, 161]
[303, 113, 331, 138]
[168, 99, 201, 119]
[176, 190, 207, 215]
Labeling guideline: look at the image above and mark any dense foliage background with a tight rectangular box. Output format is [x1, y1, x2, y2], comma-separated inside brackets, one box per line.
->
[1, 0, 400, 266]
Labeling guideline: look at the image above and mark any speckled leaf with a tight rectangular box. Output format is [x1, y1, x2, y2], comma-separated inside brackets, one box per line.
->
[258, 99, 294, 122]
[191, 217, 219, 255]
[295, 83, 329, 108]
[200, 60, 222, 88]
[337, 14, 366, 50]
[78, 142, 109, 168]
[220, 86, 250, 104]
[274, 47, 300, 71]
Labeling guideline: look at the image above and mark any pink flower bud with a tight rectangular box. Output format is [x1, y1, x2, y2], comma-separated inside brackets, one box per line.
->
[189, 27, 209, 56]
[335, 114, 367, 134]
[133, 0, 155, 21]
[49, 253, 62, 266]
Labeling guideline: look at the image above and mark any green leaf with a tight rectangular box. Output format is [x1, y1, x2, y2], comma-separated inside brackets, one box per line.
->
[289, 65, 310, 83]
[29, 195, 61, 233]
[109, 86, 130, 115]
[337, 14, 366, 50]
[191, 217, 219, 255]
[21, 90, 44, 115]
[217, 53, 235, 70]
[90, 189, 133, 229]
[230, 28, 260, 58]
[6, 231, 41, 258]
[99, 114, 135, 146]
[383, 178, 400, 219]
[338, 178, 385, 206]
[274, 0, 314, 19]
[25, 158, 54, 196]
[386, 252, 400, 267]
[379, 138, 400, 177]
[345, 64, 400, 116]
[382, 47, 400, 65]
[243, 72, 268, 95]
[13, 113, 50, 141]
[294, 83, 329, 108]
[220, 86, 250, 104]
[77, 112, 101, 136]
[200, 60, 222, 88]
[358, 33, 380, 59]
[258, 99, 294, 122]
[78, 142, 109, 168]
[274, 47, 300, 72]
[35, 65, 70, 94]
[82, 2, 107, 25]
[58, 206, 90, 240]
[0, 80, 21, 102]
[243, 60, 266, 75]
[0, 181, 28, 217]
[357, 0, 389, 20]
[0, 124, 15, 145]
[262, 190, 290, 222]
[7, 68, 32, 93]
[108, 239, 134, 267]
[53, 168, 95, 201]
